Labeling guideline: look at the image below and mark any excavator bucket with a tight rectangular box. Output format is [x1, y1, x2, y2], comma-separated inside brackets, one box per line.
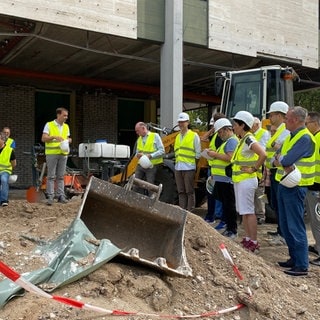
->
[77, 176, 192, 277]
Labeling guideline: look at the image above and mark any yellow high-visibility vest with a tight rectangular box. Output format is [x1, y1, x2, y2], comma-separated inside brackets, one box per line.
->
[314, 131, 320, 184]
[137, 132, 163, 165]
[208, 132, 218, 167]
[265, 123, 286, 169]
[174, 130, 197, 165]
[0, 145, 13, 174]
[275, 128, 315, 186]
[45, 121, 69, 155]
[232, 133, 258, 183]
[211, 135, 238, 177]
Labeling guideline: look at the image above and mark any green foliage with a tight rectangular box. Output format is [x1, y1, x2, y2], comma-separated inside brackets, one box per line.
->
[187, 109, 210, 131]
[294, 90, 320, 111]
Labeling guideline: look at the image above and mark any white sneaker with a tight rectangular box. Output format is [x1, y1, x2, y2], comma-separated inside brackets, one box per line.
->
[268, 235, 286, 246]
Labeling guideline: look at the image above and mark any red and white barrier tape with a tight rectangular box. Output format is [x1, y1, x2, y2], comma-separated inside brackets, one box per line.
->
[219, 243, 243, 280]
[0, 258, 246, 318]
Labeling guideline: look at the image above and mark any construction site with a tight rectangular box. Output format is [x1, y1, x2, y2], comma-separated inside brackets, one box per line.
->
[1, 1, 320, 319]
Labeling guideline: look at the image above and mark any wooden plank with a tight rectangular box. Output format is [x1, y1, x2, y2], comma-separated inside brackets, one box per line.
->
[0, 0, 137, 39]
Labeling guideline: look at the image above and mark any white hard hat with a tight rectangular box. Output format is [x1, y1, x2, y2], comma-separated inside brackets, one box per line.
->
[233, 111, 254, 129]
[280, 166, 301, 188]
[60, 140, 70, 153]
[267, 101, 289, 114]
[139, 155, 153, 169]
[8, 174, 17, 184]
[209, 117, 214, 126]
[177, 112, 190, 122]
[214, 118, 232, 132]
[206, 176, 215, 194]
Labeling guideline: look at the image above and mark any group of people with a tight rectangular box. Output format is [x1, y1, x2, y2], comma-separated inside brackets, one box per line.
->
[134, 102, 320, 277]
[203, 102, 320, 277]
[203, 111, 266, 253]
[133, 112, 201, 212]
[3, 103, 320, 277]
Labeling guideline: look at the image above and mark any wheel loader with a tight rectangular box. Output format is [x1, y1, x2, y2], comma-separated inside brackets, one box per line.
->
[109, 123, 210, 207]
[218, 65, 297, 127]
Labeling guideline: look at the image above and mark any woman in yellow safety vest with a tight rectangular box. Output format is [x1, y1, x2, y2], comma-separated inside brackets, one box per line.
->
[231, 111, 266, 253]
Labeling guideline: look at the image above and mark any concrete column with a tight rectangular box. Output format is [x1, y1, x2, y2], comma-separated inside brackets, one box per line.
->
[160, 0, 183, 130]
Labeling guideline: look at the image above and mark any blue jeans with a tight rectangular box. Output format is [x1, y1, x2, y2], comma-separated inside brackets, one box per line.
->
[0, 171, 10, 203]
[277, 184, 308, 269]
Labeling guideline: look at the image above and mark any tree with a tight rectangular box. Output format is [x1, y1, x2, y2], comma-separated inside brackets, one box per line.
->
[294, 90, 320, 111]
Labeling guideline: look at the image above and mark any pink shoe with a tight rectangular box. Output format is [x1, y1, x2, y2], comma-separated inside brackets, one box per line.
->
[240, 237, 249, 248]
[246, 240, 260, 253]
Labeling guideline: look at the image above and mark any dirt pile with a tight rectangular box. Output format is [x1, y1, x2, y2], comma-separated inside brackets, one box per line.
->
[0, 198, 320, 320]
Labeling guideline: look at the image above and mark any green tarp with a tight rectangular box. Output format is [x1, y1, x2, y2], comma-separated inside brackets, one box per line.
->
[0, 218, 121, 308]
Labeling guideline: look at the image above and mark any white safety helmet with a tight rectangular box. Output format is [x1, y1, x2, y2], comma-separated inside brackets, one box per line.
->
[139, 155, 153, 169]
[214, 118, 232, 132]
[206, 177, 215, 195]
[267, 101, 289, 114]
[8, 174, 18, 184]
[60, 140, 70, 153]
[233, 111, 254, 129]
[177, 112, 190, 122]
[279, 166, 301, 188]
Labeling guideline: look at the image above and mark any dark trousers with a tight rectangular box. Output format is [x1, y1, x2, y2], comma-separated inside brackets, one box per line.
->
[270, 169, 282, 235]
[205, 191, 216, 220]
[214, 181, 237, 233]
[134, 164, 158, 195]
[175, 170, 196, 212]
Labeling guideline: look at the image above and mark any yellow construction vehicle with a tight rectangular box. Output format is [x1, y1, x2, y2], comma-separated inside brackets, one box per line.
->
[217, 65, 298, 127]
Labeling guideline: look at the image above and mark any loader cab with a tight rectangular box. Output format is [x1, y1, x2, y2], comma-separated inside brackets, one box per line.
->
[219, 65, 296, 122]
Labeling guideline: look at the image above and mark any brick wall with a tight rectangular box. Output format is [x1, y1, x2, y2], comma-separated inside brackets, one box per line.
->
[81, 94, 118, 144]
[0, 85, 119, 190]
[0, 85, 35, 189]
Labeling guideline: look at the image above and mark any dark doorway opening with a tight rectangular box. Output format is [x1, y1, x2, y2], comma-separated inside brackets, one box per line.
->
[35, 91, 71, 144]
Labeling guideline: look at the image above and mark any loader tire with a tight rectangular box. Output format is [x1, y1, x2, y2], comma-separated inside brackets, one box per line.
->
[155, 166, 178, 205]
[195, 183, 207, 208]
[265, 204, 277, 223]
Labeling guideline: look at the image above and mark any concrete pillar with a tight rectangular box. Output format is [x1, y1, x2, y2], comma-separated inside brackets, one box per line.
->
[160, 0, 183, 130]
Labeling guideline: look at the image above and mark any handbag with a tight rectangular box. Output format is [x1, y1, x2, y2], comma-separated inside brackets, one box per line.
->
[225, 163, 233, 178]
